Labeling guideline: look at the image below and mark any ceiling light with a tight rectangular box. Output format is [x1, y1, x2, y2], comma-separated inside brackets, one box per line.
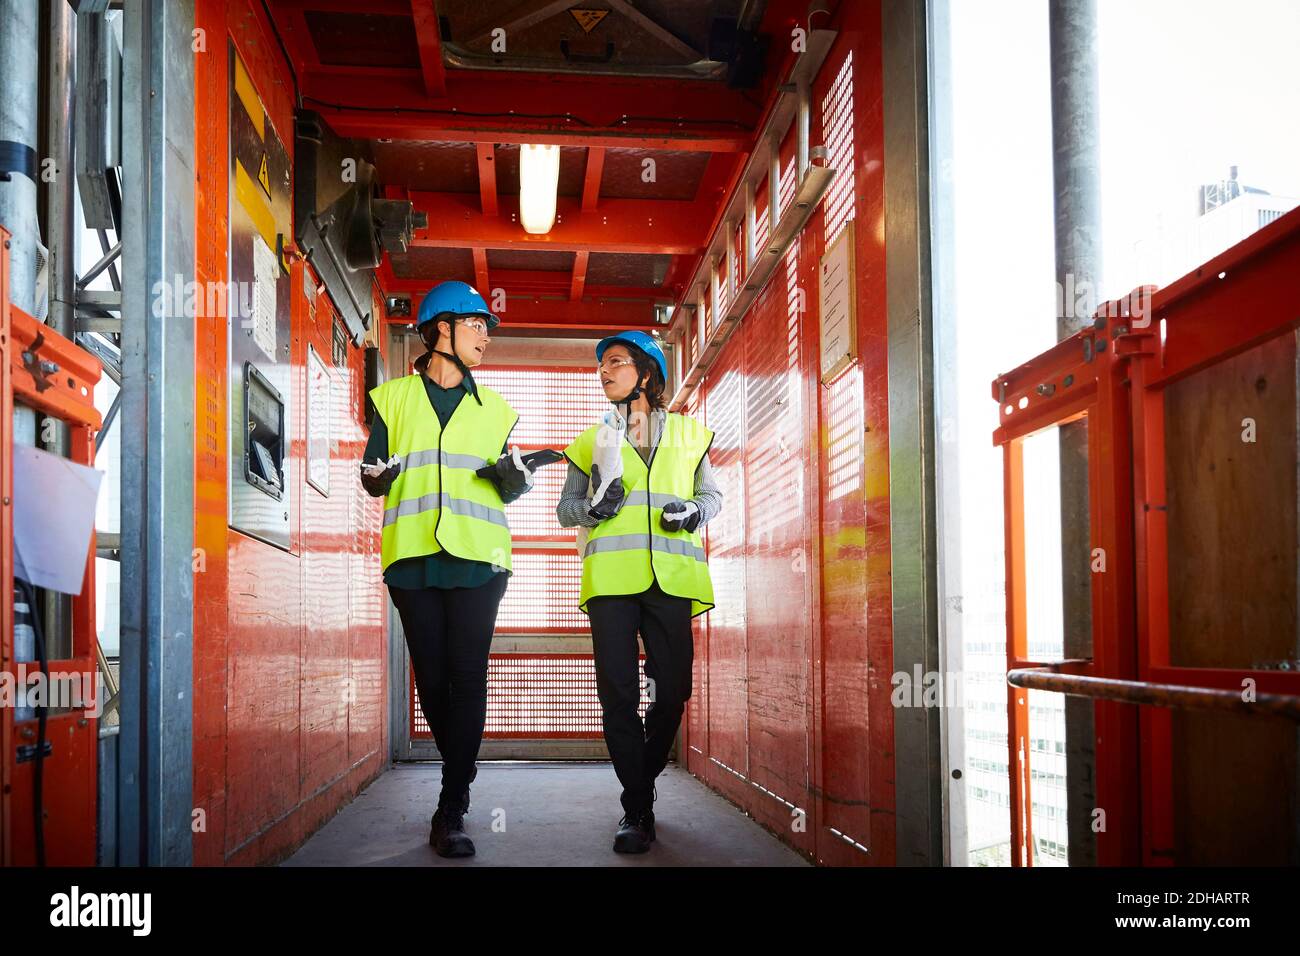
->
[519, 144, 560, 235]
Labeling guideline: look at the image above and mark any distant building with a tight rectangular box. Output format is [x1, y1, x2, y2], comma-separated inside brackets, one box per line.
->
[1136, 166, 1299, 287]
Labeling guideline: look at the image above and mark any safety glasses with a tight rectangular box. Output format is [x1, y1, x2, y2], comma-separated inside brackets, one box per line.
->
[597, 356, 636, 373]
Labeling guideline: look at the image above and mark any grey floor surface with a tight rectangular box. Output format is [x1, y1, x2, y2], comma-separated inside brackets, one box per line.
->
[282, 762, 809, 867]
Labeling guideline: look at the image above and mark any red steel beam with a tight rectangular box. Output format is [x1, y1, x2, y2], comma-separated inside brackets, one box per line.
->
[570, 250, 589, 301]
[476, 143, 498, 216]
[582, 147, 605, 212]
[409, 0, 447, 97]
[381, 270, 669, 302]
[471, 247, 489, 292]
[388, 293, 657, 330]
[404, 190, 709, 255]
[301, 70, 757, 151]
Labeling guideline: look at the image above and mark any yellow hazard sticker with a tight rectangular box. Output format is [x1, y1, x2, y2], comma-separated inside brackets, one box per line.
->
[257, 153, 272, 197]
[569, 7, 608, 33]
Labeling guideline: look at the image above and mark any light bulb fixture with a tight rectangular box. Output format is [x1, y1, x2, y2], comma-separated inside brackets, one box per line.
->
[519, 143, 561, 235]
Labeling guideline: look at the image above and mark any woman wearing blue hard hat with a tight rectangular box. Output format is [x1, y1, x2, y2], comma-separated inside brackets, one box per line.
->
[361, 279, 537, 858]
[557, 330, 723, 854]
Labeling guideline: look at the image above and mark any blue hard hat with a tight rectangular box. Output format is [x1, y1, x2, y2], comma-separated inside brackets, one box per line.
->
[416, 280, 499, 330]
[596, 331, 667, 383]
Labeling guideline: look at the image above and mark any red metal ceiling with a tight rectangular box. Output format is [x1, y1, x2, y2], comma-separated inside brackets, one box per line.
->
[600, 147, 710, 201]
[304, 10, 421, 68]
[486, 249, 576, 273]
[587, 252, 671, 287]
[390, 246, 474, 282]
[371, 140, 478, 193]
[264, 0, 803, 326]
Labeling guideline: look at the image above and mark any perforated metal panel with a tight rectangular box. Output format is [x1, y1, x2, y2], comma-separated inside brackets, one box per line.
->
[404, 365, 617, 748]
[497, 550, 588, 632]
[412, 655, 649, 739]
[474, 366, 609, 448]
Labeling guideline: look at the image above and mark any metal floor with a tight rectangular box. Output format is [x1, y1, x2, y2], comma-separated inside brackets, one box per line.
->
[282, 762, 809, 867]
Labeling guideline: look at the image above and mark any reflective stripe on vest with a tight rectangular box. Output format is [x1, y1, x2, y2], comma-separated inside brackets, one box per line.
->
[564, 412, 715, 618]
[369, 374, 518, 572]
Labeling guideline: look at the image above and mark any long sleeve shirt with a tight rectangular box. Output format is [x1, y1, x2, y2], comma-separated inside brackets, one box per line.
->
[362, 368, 527, 589]
[556, 408, 723, 529]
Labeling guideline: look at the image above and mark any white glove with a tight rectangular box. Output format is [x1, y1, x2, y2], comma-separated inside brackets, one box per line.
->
[361, 454, 400, 478]
[590, 410, 626, 507]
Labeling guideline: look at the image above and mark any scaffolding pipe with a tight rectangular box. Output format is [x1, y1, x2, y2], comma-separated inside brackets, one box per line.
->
[0, 0, 40, 316]
[46, 0, 77, 340]
[1049, 0, 1102, 868]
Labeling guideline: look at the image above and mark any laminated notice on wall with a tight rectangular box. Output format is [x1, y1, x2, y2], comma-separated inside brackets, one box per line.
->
[251, 233, 279, 361]
[307, 344, 331, 496]
[818, 219, 857, 383]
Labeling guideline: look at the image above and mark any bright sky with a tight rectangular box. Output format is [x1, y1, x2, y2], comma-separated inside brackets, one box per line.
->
[1099, 0, 1300, 296]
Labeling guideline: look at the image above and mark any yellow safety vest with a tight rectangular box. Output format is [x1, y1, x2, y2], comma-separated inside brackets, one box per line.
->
[564, 412, 715, 618]
[369, 373, 518, 572]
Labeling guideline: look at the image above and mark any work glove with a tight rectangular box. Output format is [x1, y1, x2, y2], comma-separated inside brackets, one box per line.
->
[589, 410, 625, 507]
[359, 454, 401, 496]
[587, 463, 625, 520]
[660, 499, 701, 534]
[493, 445, 535, 495]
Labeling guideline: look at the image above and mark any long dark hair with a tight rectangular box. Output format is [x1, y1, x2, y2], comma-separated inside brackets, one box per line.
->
[623, 343, 666, 410]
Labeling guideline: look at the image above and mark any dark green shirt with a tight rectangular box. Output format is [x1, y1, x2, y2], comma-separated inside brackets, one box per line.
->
[364, 369, 520, 590]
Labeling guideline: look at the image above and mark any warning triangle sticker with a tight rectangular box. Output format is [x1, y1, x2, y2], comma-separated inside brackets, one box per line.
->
[257, 153, 272, 197]
[569, 7, 608, 33]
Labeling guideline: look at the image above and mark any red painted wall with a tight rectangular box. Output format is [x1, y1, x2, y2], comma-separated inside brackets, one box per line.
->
[191, 0, 388, 866]
[686, 0, 895, 866]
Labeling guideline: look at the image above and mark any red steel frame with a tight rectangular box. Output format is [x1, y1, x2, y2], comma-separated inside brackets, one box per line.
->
[1126, 207, 1300, 864]
[994, 206, 1300, 866]
[1, 227, 103, 865]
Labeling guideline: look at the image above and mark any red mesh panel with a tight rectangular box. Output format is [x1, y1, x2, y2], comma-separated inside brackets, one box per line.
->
[474, 367, 609, 447]
[411, 654, 649, 739]
[505, 462, 576, 543]
[497, 550, 588, 632]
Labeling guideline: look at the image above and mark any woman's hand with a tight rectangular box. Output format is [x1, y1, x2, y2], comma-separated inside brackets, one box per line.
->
[493, 445, 535, 495]
[587, 463, 625, 520]
[660, 499, 701, 533]
[359, 455, 401, 496]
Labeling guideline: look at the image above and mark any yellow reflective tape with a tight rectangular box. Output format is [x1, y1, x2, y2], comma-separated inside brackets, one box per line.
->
[234, 159, 278, 253]
[233, 53, 265, 141]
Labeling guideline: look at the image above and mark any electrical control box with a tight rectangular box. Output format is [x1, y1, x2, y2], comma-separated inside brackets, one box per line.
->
[227, 43, 293, 549]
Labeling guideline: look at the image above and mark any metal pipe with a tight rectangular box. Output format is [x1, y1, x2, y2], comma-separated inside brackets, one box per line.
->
[78, 239, 121, 289]
[1008, 668, 1300, 723]
[1049, 0, 1102, 867]
[767, 135, 780, 240]
[96, 387, 120, 452]
[0, 0, 41, 315]
[743, 179, 756, 273]
[46, 0, 77, 339]
[796, 76, 810, 182]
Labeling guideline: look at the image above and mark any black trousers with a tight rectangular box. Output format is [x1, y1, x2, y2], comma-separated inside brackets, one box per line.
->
[588, 582, 694, 815]
[389, 572, 509, 810]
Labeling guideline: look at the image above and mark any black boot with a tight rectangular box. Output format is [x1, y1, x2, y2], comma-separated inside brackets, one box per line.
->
[613, 809, 655, 854]
[429, 802, 475, 858]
